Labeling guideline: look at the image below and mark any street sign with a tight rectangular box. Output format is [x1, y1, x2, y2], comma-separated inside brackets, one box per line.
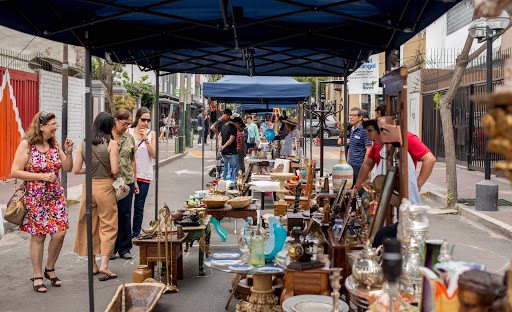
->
[174, 88, 187, 95]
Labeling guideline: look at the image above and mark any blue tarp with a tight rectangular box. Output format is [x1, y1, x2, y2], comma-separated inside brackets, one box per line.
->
[0, 0, 460, 76]
[203, 75, 310, 109]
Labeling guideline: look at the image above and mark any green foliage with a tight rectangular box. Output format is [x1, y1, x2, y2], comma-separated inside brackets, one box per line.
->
[447, 193, 454, 205]
[113, 93, 136, 112]
[292, 77, 329, 102]
[434, 92, 442, 110]
[124, 75, 156, 109]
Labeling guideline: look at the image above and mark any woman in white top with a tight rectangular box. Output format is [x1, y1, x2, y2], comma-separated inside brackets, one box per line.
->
[128, 107, 156, 238]
[282, 117, 300, 157]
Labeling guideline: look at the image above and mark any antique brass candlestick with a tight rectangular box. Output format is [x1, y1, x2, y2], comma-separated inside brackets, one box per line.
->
[156, 226, 163, 283]
[163, 211, 178, 293]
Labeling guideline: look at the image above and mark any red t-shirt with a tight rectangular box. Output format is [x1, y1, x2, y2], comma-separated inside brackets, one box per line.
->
[407, 132, 430, 168]
[368, 143, 383, 166]
[367, 132, 430, 168]
[236, 131, 244, 150]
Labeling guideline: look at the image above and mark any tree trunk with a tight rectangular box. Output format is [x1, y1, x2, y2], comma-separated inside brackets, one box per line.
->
[437, 14, 510, 208]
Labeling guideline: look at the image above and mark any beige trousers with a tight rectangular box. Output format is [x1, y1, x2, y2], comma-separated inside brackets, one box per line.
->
[74, 178, 118, 257]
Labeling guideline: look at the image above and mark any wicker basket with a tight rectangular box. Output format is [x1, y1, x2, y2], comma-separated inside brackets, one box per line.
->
[202, 196, 229, 209]
[228, 196, 252, 209]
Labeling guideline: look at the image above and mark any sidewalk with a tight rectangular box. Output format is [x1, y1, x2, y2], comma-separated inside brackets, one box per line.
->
[1, 135, 196, 232]
[420, 161, 512, 240]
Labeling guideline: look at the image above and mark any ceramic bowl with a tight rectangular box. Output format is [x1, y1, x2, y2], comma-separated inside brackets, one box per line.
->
[202, 196, 229, 209]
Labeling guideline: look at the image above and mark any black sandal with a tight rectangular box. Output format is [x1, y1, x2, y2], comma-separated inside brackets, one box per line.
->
[44, 268, 61, 287]
[30, 277, 47, 293]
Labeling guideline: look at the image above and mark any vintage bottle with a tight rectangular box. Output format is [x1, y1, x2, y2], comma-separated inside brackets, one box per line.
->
[250, 228, 265, 267]
[332, 146, 353, 190]
[299, 150, 307, 182]
[132, 264, 152, 283]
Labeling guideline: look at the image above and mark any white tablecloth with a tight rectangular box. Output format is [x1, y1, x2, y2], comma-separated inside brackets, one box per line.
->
[247, 181, 281, 192]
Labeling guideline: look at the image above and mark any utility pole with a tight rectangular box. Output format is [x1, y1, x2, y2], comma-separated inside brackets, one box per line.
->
[61, 44, 68, 198]
[179, 73, 185, 153]
[186, 73, 192, 147]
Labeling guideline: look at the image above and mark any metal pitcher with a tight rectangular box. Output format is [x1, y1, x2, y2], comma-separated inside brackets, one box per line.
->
[348, 243, 384, 289]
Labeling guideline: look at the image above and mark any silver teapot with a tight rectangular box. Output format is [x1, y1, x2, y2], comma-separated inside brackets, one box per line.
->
[348, 243, 384, 289]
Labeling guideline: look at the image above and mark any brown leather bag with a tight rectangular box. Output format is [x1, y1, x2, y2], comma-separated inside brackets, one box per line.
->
[5, 146, 32, 225]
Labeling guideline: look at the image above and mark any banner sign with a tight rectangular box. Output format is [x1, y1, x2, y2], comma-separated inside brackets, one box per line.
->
[348, 54, 380, 94]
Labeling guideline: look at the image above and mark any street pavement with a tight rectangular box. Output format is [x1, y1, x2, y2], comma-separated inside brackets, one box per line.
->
[1, 140, 512, 311]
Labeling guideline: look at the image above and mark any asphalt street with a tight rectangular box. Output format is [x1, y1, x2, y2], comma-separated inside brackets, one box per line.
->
[0, 145, 511, 312]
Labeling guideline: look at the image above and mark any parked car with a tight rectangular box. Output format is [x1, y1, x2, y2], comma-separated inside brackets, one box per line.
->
[304, 114, 340, 139]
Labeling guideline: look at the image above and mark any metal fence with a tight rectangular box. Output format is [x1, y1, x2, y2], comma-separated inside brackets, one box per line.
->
[0, 48, 83, 78]
[421, 47, 509, 175]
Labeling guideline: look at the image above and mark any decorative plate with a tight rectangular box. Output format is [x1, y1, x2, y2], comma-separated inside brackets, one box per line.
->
[228, 264, 253, 273]
[282, 295, 349, 312]
[212, 252, 241, 260]
[291, 301, 332, 312]
[211, 259, 242, 267]
[254, 265, 285, 273]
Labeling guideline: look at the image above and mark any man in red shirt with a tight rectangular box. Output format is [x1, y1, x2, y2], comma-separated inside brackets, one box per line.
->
[350, 119, 436, 195]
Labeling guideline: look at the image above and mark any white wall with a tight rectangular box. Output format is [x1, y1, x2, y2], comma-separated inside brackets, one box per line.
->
[0, 26, 83, 69]
[425, 10, 500, 68]
[38, 70, 85, 152]
[407, 70, 421, 136]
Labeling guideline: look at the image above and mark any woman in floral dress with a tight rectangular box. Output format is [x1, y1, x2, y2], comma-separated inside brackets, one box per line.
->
[11, 111, 74, 293]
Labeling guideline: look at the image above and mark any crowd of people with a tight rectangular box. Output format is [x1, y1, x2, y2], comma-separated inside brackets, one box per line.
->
[207, 108, 301, 181]
[10, 107, 157, 292]
[10, 103, 436, 293]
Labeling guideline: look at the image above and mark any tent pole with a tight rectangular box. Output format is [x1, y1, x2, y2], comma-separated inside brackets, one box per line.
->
[154, 59, 160, 219]
[202, 98, 205, 190]
[344, 75, 349, 152]
[84, 38, 95, 312]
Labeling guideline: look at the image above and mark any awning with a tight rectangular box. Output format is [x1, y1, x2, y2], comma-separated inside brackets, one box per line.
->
[0, 0, 460, 76]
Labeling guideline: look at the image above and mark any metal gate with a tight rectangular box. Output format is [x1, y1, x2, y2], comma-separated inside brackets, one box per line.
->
[422, 82, 505, 175]
[0, 67, 39, 179]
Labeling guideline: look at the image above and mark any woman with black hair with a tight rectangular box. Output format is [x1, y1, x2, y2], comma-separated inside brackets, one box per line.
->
[73, 112, 119, 281]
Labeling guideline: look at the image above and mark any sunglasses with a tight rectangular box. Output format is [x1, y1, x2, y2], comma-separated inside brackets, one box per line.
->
[39, 111, 50, 122]
[140, 118, 151, 123]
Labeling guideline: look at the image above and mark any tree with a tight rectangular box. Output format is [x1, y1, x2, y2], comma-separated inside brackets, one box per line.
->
[92, 57, 124, 113]
[292, 76, 329, 101]
[437, 12, 510, 208]
[124, 75, 156, 109]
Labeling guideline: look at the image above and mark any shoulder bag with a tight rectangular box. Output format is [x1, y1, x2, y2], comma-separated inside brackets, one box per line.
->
[5, 146, 32, 225]
[92, 148, 130, 202]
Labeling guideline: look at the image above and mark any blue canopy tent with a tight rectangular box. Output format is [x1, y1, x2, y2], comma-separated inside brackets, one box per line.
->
[0, 0, 461, 310]
[203, 75, 311, 115]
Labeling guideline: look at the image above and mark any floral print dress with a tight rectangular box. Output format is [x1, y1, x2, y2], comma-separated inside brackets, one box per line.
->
[20, 144, 69, 235]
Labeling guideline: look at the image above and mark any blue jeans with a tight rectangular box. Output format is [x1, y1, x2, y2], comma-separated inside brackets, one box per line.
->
[204, 129, 208, 144]
[132, 181, 150, 239]
[351, 164, 364, 196]
[222, 154, 238, 180]
[115, 183, 135, 255]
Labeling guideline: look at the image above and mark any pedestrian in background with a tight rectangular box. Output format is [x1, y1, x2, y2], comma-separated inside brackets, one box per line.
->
[219, 116, 244, 180]
[204, 110, 210, 145]
[347, 107, 373, 196]
[111, 109, 138, 260]
[246, 115, 259, 152]
[197, 110, 204, 145]
[73, 112, 119, 281]
[128, 107, 156, 239]
[11, 111, 74, 292]
[237, 122, 246, 174]
[158, 114, 166, 143]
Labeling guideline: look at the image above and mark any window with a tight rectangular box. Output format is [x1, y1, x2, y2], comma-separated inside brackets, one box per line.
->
[447, 1, 473, 36]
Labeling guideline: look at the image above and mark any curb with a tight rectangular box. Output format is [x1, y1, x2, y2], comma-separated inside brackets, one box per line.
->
[154, 151, 189, 169]
[420, 190, 448, 207]
[460, 205, 512, 242]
